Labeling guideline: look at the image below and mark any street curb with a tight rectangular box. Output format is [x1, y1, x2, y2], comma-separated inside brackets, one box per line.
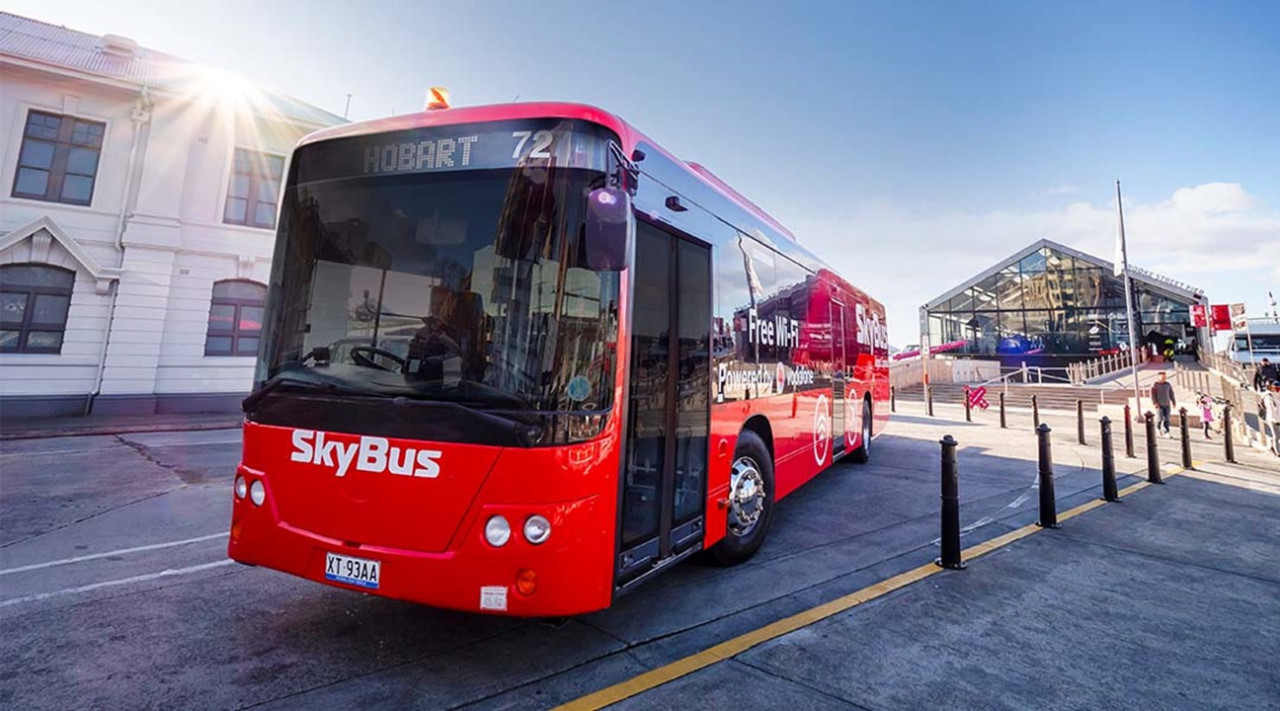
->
[0, 419, 243, 442]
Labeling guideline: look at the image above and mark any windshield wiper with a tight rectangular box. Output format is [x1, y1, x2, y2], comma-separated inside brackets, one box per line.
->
[242, 375, 372, 412]
[403, 379, 533, 410]
[385, 396, 542, 446]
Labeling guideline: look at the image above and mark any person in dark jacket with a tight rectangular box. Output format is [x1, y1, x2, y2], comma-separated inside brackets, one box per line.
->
[1150, 371, 1176, 435]
[1255, 358, 1279, 391]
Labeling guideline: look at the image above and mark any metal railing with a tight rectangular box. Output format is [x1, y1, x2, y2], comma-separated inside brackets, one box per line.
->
[1198, 349, 1252, 386]
[1067, 351, 1132, 384]
[1181, 351, 1262, 446]
[977, 363, 1074, 394]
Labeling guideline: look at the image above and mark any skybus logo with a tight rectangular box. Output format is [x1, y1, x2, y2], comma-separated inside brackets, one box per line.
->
[855, 304, 889, 351]
[289, 430, 442, 479]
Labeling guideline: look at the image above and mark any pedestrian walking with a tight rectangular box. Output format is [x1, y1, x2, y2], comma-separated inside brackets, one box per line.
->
[1150, 371, 1176, 436]
[1255, 358, 1279, 392]
[1198, 393, 1214, 439]
[1265, 382, 1280, 457]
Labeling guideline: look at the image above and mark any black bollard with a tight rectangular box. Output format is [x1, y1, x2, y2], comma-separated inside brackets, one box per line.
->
[927, 386, 934, 417]
[964, 386, 972, 422]
[1123, 404, 1135, 458]
[999, 392, 1007, 428]
[1036, 423, 1059, 528]
[1179, 407, 1192, 469]
[1223, 404, 1235, 463]
[1145, 412, 1163, 484]
[891, 385, 896, 413]
[937, 435, 965, 570]
[1100, 416, 1119, 502]
[1032, 395, 1040, 428]
[1077, 399, 1086, 445]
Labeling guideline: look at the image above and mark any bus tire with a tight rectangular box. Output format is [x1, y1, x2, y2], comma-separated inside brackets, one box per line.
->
[708, 430, 775, 566]
[850, 400, 872, 464]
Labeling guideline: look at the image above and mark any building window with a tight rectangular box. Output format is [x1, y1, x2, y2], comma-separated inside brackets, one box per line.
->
[11, 110, 105, 206]
[1, 264, 75, 353]
[224, 149, 285, 229]
[205, 280, 266, 356]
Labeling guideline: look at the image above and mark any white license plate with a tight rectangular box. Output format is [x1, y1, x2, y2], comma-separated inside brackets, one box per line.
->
[324, 552, 380, 589]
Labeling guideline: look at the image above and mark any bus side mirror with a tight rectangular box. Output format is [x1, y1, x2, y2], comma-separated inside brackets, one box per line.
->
[584, 187, 630, 272]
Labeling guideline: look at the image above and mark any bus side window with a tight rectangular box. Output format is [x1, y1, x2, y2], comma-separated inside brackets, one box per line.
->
[736, 236, 775, 365]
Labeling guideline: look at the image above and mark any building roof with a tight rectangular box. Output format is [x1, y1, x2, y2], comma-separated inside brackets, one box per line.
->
[0, 11, 345, 128]
[922, 238, 1205, 311]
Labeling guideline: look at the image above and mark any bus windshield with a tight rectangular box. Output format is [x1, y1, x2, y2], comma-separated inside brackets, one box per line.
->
[252, 120, 620, 443]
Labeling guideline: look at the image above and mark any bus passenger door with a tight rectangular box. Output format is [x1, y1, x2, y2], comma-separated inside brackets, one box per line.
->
[617, 220, 712, 589]
[830, 301, 846, 455]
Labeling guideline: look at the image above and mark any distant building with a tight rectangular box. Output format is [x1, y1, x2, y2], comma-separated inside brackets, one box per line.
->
[0, 12, 344, 418]
[921, 239, 1208, 368]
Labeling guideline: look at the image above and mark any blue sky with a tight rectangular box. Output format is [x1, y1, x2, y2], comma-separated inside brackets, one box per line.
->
[12, 0, 1280, 342]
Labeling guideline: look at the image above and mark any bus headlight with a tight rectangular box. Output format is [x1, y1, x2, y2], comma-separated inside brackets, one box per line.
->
[249, 480, 266, 507]
[234, 475, 247, 500]
[523, 515, 551, 545]
[485, 515, 511, 547]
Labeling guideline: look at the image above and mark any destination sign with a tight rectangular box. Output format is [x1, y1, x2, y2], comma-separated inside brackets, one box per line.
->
[294, 119, 614, 184]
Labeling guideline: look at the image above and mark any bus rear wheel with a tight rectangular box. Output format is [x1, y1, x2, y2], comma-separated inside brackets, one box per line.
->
[850, 400, 872, 464]
[708, 429, 775, 566]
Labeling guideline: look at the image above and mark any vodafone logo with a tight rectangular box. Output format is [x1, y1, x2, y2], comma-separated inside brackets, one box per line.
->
[289, 429, 442, 479]
[813, 394, 830, 465]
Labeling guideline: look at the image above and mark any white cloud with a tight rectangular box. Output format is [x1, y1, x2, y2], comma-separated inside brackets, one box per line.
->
[787, 183, 1280, 346]
[1169, 182, 1254, 214]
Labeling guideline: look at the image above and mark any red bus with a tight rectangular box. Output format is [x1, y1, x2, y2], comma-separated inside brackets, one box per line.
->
[228, 102, 890, 616]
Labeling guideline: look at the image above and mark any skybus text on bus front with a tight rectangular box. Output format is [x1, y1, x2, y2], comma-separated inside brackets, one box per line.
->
[746, 307, 800, 349]
[290, 429, 443, 479]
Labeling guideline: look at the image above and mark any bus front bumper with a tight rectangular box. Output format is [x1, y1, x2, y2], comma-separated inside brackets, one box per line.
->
[227, 468, 613, 617]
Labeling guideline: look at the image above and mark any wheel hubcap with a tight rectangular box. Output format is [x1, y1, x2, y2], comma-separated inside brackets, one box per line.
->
[863, 408, 871, 453]
[728, 456, 767, 537]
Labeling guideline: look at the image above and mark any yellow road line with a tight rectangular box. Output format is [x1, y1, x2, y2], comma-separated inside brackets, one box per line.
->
[556, 465, 1194, 711]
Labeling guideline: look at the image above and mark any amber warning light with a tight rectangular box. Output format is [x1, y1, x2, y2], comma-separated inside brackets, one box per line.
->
[426, 86, 451, 111]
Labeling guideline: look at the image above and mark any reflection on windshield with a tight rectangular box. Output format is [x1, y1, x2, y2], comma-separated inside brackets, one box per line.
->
[261, 165, 618, 415]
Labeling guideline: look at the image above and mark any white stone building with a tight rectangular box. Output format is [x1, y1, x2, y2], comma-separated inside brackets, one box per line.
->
[0, 12, 344, 418]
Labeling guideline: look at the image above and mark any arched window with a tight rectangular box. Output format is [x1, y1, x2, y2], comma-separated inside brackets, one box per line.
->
[1, 263, 75, 353]
[205, 280, 266, 356]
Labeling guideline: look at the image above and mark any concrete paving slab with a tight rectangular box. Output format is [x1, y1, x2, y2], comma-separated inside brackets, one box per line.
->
[1, 564, 525, 710]
[0, 413, 242, 440]
[1058, 476, 1280, 583]
[618, 475, 1280, 711]
[609, 659, 859, 710]
[255, 619, 627, 710]
[0, 436, 185, 547]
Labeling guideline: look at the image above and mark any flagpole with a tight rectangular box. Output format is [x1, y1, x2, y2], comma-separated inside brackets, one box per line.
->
[1116, 180, 1142, 412]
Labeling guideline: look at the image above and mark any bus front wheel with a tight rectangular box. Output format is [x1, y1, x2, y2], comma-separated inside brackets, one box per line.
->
[708, 429, 775, 566]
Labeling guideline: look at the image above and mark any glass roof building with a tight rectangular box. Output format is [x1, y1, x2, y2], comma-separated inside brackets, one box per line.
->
[921, 239, 1207, 368]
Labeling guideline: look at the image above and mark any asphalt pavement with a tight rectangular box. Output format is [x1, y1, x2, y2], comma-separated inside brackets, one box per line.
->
[1, 402, 1276, 709]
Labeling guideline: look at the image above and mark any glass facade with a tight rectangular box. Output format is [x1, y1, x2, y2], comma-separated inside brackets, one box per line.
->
[926, 245, 1198, 366]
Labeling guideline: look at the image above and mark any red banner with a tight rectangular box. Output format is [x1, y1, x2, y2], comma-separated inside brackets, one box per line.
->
[1190, 304, 1208, 328]
[1210, 304, 1232, 332]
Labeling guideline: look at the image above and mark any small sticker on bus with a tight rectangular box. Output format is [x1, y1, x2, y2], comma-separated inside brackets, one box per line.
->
[480, 585, 508, 611]
[566, 375, 591, 401]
